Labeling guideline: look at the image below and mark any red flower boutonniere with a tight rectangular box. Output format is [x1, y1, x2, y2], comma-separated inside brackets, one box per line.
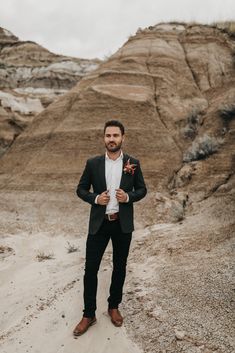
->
[123, 158, 137, 175]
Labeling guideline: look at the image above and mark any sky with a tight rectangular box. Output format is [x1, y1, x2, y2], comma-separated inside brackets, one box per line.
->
[0, 0, 234, 60]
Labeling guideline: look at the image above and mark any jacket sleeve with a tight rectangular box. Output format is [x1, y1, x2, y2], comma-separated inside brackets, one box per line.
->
[126, 160, 147, 203]
[76, 159, 98, 205]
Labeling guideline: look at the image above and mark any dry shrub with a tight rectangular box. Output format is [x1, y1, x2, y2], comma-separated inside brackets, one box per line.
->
[183, 134, 221, 162]
[213, 21, 235, 38]
[36, 251, 54, 262]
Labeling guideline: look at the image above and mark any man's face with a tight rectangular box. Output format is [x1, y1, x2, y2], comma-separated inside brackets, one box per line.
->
[104, 126, 124, 153]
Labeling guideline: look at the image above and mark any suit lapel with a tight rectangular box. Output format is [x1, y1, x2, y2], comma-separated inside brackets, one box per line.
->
[99, 154, 107, 190]
[119, 153, 129, 188]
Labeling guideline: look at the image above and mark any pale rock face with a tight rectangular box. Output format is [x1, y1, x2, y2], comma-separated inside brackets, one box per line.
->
[14, 87, 67, 96]
[154, 23, 186, 32]
[0, 91, 43, 114]
[92, 84, 153, 101]
[0, 27, 100, 156]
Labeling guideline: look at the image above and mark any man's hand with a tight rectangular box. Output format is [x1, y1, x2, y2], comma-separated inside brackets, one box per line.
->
[115, 188, 128, 203]
[97, 190, 110, 205]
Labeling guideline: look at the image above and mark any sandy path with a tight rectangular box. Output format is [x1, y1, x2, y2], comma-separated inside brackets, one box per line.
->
[0, 232, 142, 353]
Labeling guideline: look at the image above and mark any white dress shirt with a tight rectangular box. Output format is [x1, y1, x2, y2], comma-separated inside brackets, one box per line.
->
[95, 150, 129, 213]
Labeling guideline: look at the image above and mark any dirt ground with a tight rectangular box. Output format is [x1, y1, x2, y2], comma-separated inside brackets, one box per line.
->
[0, 187, 234, 353]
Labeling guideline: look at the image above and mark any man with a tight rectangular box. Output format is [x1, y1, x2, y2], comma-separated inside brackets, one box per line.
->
[73, 120, 147, 336]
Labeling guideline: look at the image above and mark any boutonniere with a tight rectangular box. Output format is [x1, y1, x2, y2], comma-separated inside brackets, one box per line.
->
[123, 158, 137, 175]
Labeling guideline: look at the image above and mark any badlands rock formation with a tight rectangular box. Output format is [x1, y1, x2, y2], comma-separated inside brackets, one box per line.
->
[0, 23, 234, 353]
[0, 23, 234, 197]
[0, 27, 100, 156]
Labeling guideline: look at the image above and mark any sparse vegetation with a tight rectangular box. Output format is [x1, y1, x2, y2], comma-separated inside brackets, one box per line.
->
[182, 109, 200, 139]
[183, 134, 221, 162]
[36, 251, 55, 262]
[213, 21, 235, 38]
[66, 241, 78, 253]
[218, 101, 235, 133]
[0, 245, 13, 254]
[219, 102, 235, 120]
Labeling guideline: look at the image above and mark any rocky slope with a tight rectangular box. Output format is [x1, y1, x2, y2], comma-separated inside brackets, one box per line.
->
[0, 23, 234, 353]
[0, 27, 100, 157]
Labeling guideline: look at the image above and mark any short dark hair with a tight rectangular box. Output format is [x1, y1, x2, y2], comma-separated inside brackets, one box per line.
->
[104, 120, 125, 135]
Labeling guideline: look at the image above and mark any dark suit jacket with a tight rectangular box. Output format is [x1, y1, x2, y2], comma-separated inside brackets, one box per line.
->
[76, 153, 147, 235]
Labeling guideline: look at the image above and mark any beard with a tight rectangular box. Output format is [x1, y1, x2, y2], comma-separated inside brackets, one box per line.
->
[105, 141, 122, 153]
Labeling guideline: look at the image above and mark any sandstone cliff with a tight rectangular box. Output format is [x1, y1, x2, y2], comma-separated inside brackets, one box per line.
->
[0, 23, 234, 198]
[0, 27, 100, 157]
[0, 23, 234, 353]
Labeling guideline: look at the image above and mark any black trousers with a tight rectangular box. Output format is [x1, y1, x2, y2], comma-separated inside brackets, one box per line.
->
[83, 218, 132, 318]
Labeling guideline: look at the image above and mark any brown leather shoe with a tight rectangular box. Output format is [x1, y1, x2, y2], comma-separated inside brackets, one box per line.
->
[73, 316, 96, 336]
[108, 309, 123, 327]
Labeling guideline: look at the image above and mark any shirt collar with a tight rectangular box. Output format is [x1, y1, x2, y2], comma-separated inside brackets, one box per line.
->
[105, 149, 123, 161]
